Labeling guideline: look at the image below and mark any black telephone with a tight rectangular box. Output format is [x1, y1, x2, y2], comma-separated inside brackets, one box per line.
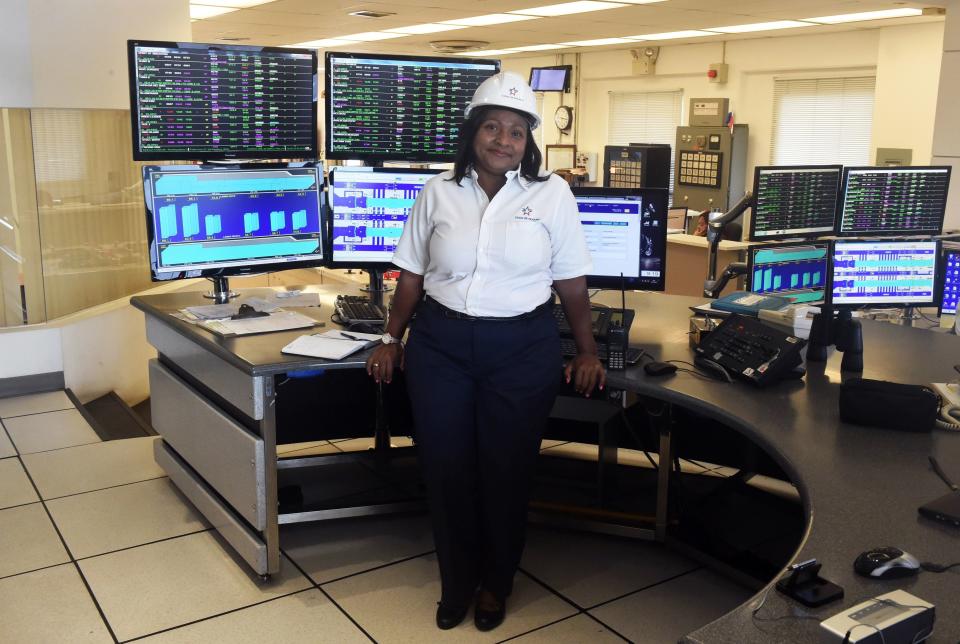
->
[606, 323, 628, 370]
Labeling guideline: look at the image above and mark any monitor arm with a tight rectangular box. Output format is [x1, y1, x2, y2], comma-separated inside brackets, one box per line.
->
[704, 262, 748, 300]
[703, 192, 753, 298]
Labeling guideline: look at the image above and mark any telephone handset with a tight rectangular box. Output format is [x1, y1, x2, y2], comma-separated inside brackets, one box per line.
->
[932, 373, 960, 431]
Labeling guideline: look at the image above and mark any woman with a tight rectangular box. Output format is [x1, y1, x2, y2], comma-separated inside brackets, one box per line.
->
[365, 71, 604, 632]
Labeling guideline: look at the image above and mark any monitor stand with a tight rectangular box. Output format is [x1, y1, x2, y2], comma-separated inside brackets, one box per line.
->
[361, 269, 391, 308]
[807, 306, 864, 372]
[203, 276, 238, 304]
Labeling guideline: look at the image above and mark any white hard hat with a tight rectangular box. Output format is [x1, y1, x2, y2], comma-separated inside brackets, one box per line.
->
[465, 71, 541, 130]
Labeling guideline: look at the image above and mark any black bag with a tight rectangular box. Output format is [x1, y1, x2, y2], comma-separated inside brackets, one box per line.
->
[838, 378, 939, 432]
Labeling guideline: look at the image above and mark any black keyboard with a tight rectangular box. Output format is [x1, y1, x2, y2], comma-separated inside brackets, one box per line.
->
[694, 313, 806, 387]
[335, 295, 387, 324]
[559, 337, 644, 365]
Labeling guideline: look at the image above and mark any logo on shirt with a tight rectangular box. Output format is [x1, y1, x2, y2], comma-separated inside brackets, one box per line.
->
[515, 205, 539, 221]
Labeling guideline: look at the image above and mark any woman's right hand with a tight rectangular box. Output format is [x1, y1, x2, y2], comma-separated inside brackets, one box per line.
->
[366, 343, 404, 384]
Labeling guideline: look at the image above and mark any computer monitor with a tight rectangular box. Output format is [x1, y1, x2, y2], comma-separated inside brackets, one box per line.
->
[325, 52, 500, 162]
[128, 40, 318, 161]
[571, 187, 669, 291]
[829, 239, 940, 307]
[749, 165, 842, 241]
[142, 164, 325, 281]
[529, 65, 571, 92]
[836, 166, 951, 237]
[748, 242, 829, 304]
[939, 248, 960, 315]
[327, 166, 442, 268]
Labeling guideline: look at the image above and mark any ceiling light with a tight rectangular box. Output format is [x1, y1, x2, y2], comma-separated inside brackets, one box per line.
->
[189, 5, 236, 19]
[506, 43, 573, 51]
[706, 20, 812, 34]
[463, 50, 516, 56]
[510, 1, 625, 17]
[287, 39, 361, 48]
[612, 0, 666, 3]
[189, 0, 273, 6]
[562, 37, 636, 46]
[627, 30, 714, 40]
[386, 23, 468, 35]
[442, 14, 539, 27]
[803, 8, 923, 24]
[340, 31, 407, 42]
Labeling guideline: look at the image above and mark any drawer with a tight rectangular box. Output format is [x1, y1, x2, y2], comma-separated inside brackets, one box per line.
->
[149, 359, 267, 530]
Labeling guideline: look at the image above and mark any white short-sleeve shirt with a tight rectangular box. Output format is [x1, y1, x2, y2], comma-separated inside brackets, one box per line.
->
[392, 167, 592, 317]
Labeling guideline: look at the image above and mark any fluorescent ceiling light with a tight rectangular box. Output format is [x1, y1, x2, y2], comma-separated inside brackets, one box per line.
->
[189, 0, 273, 7]
[627, 30, 714, 40]
[464, 50, 516, 56]
[510, 1, 625, 17]
[385, 23, 468, 35]
[442, 14, 538, 27]
[340, 31, 407, 42]
[562, 37, 636, 46]
[706, 20, 812, 34]
[287, 39, 361, 48]
[189, 5, 236, 19]
[804, 8, 923, 24]
[612, 0, 667, 3]
[506, 43, 573, 51]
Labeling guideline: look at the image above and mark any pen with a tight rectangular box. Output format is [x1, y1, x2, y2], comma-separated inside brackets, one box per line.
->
[340, 332, 362, 341]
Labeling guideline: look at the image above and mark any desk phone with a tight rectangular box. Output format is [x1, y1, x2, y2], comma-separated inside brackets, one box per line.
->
[695, 313, 806, 387]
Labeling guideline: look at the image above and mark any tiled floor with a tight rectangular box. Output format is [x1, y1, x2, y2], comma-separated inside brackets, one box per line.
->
[0, 391, 755, 643]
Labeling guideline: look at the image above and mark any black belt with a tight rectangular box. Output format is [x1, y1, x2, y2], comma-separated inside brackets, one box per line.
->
[423, 295, 551, 321]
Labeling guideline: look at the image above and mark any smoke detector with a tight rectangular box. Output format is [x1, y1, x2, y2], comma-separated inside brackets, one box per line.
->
[429, 40, 491, 54]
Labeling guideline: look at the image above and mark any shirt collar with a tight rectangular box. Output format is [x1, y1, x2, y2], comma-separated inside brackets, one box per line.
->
[467, 165, 531, 191]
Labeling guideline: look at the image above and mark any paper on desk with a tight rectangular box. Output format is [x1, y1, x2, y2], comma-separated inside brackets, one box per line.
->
[202, 311, 318, 336]
[281, 334, 369, 360]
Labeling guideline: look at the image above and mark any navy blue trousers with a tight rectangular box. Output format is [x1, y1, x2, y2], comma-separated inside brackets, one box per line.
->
[404, 299, 561, 606]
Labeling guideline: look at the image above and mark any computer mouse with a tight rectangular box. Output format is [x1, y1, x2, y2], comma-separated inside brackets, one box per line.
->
[853, 547, 920, 579]
[643, 361, 678, 377]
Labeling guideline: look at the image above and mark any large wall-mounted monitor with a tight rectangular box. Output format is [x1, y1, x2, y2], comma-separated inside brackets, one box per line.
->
[749, 165, 842, 241]
[940, 247, 960, 316]
[829, 239, 940, 308]
[325, 52, 499, 162]
[128, 40, 318, 161]
[327, 166, 441, 268]
[836, 166, 951, 237]
[571, 187, 669, 291]
[529, 65, 571, 92]
[143, 164, 325, 281]
[747, 242, 829, 304]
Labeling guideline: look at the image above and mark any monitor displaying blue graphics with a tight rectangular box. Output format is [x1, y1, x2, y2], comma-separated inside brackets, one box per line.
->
[328, 166, 441, 267]
[940, 248, 960, 315]
[836, 166, 951, 237]
[748, 242, 829, 304]
[529, 66, 571, 92]
[830, 239, 940, 307]
[143, 164, 325, 281]
[571, 187, 669, 291]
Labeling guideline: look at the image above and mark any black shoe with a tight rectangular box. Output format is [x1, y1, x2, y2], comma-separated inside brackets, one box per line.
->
[474, 590, 506, 632]
[436, 602, 469, 630]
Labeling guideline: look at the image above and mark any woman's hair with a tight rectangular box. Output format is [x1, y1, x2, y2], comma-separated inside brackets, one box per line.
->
[449, 106, 548, 185]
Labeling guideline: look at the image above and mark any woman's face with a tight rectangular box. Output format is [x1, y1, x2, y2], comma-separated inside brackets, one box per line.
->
[471, 108, 528, 179]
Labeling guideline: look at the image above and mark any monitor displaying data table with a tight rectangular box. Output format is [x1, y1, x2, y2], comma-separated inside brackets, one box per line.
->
[325, 52, 499, 162]
[571, 187, 669, 291]
[829, 239, 940, 307]
[327, 166, 441, 267]
[836, 166, 951, 237]
[748, 242, 829, 303]
[749, 165, 842, 240]
[142, 164, 325, 280]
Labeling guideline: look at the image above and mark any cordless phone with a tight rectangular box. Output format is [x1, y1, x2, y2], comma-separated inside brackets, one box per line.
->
[606, 323, 627, 370]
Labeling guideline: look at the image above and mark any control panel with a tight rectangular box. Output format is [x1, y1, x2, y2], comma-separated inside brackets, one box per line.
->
[603, 144, 671, 189]
[673, 124, 748, 212]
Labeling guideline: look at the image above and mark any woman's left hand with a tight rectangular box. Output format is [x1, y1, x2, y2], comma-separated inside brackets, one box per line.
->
[565, 353, 606, 398]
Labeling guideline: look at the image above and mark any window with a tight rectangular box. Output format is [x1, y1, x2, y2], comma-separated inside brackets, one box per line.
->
[608, 90, 682, 191]
[770, 76, 875, 166]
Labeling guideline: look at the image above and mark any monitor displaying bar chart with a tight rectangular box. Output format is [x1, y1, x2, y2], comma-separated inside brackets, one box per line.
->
[747, 242, 829, 303]
[142, 164, 325, 280]
[830, 239, 940, 307]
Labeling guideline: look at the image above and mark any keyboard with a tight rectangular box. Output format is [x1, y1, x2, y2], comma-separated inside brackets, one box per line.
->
[335, 295, 387, 324]
[559, 337, 644, 365]
[694, 313, 806, 387]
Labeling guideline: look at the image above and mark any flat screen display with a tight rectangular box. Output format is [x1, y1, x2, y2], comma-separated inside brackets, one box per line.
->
[529, 66, 571, 92]
[750, 165, 841, 240]
[747, 242, 829, 304]
[143, 164, 325, 280]
[128, 40, 318, 161]
[327, 166, 441, 267]
[325, 52, 499, 162]
[829, 239, 940, 307]
[836, 166, 951, 237]
[940, 249, 960, 315]
[571, 187, 669, 291]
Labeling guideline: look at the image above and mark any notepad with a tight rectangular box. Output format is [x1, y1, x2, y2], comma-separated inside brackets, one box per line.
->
[202, 311, 318, 337]
[281, 330, 379, 360]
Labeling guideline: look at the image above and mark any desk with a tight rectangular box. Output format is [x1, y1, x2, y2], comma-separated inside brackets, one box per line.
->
[665, 234, 752, 296]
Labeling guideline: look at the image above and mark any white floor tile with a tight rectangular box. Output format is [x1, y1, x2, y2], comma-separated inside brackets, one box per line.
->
[46, 477, 208, 559]
[0, 458, 39, 509]
[589, 569, 752, 643]
[333, 436, 415, 452]
[0, 424, 16, 458]
[521, 527, 699, 608]
[79, 531, 311, 641]
[0, 391, 74, 419]
[510, 613, 626, 643]
[277, 440, 339, 457]
[283, 513, 435, 584]
[323, 553, 577, 643]
[0, 563, 112, 644]
[0, 503, 69, 578]
[21, 436, 164, 499]
[139, 589, 369, 643]
[3, 409, 100, 454]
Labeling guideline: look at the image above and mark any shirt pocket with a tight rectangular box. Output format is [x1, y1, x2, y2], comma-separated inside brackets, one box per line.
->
[503, 220, 549, 269]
